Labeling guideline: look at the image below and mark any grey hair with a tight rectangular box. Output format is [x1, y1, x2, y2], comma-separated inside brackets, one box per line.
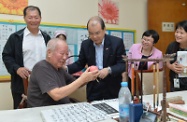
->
[46, 38, 61, 52]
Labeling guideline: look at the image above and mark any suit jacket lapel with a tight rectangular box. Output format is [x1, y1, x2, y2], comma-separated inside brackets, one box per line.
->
[89, 40, 96, 65]
[103, 35, 111, 67]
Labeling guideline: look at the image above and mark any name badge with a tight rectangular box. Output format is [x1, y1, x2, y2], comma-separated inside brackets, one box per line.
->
[174, 78, 180, 88]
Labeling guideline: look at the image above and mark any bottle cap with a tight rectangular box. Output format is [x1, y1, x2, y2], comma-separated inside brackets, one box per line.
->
[121, 82, 128, 87]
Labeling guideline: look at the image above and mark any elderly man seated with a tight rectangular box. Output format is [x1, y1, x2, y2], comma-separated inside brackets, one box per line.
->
[27, 38, 98, 107]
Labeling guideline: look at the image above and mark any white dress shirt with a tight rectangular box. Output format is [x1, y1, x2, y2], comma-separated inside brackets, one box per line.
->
[22, 28, 46, 71]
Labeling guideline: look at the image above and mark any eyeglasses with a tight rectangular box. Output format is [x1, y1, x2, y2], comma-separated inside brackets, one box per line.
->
[141, 38, 153, 43]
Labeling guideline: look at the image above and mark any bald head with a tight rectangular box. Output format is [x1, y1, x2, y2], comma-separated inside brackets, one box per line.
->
[46, 38, 67, 52]
[46, 38, 69, 69]
[86, 16, 106, 45]
[87, 16, 105, 30]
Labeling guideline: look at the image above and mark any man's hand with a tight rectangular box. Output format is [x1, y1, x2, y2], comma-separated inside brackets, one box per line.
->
[17, 67, 30, 79]
[98, 67, 110, 79]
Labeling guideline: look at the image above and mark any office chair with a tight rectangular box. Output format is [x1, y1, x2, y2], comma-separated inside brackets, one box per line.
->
[69, 70, 87, 102]
[135, 69, 163, 95]
[69, 85, 87, 102]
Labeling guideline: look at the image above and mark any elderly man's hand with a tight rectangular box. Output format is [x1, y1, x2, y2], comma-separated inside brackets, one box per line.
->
[80, 67, 99, 83]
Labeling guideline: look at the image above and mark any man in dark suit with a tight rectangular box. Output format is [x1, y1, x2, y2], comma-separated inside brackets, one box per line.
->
[67, 16, 126, 102]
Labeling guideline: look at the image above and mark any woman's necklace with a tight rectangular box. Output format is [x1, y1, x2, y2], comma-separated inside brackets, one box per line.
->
[142, 48, 152, 56]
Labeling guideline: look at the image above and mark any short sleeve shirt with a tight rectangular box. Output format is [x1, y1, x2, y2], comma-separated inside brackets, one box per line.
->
[27, 60, 75, 107]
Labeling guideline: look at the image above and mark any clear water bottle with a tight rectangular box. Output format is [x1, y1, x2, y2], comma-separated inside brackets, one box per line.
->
[119, 82, 132, 122]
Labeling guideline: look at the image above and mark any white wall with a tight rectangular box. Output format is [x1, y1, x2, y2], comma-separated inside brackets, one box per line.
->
[1, 0, 147, 42]
[0, 82, 13, 110]
[0, 0, 147, 110]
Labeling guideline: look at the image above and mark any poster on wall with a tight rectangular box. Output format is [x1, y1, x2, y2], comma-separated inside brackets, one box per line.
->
[123, 32, 134, 52]
[0, 20, 135, 80]
[98, 0, 119, 25]
[77, 29, 89, 53]
[0, 24, 16, 76]
[0, 0, 28, 15]
[110, 31, 122, 38]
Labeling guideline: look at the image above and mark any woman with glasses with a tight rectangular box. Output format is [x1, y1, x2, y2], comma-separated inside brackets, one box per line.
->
[127, 30, 163, 91]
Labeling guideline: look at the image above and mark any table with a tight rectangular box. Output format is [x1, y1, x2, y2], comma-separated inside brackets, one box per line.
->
[0, 103, 117, 122]
[0, 90, 186, 122]
[143, 90, 187, 105]
[143, 90, 187, 121]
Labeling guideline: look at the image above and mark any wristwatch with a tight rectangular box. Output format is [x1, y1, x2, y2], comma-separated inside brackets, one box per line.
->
[108, 67, 112, 74]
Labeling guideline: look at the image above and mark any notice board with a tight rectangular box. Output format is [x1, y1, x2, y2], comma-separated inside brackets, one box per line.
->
[0, 19, 136, 81]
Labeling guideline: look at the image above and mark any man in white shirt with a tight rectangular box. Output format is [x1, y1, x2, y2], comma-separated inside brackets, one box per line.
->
[2, 5, 51, 109]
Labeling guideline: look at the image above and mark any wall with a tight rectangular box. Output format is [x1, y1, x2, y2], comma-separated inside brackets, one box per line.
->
[0, 0, 147, 110]
[1, 0, 147, 41]
[0, 82, 13, 110]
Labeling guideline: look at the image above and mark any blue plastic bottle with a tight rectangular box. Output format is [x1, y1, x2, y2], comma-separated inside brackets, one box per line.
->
[119, 82, 132, 122]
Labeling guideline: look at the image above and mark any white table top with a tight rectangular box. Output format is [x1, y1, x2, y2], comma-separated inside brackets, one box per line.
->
[0, 103, 117, 122]
[0, 90, 187, 122]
